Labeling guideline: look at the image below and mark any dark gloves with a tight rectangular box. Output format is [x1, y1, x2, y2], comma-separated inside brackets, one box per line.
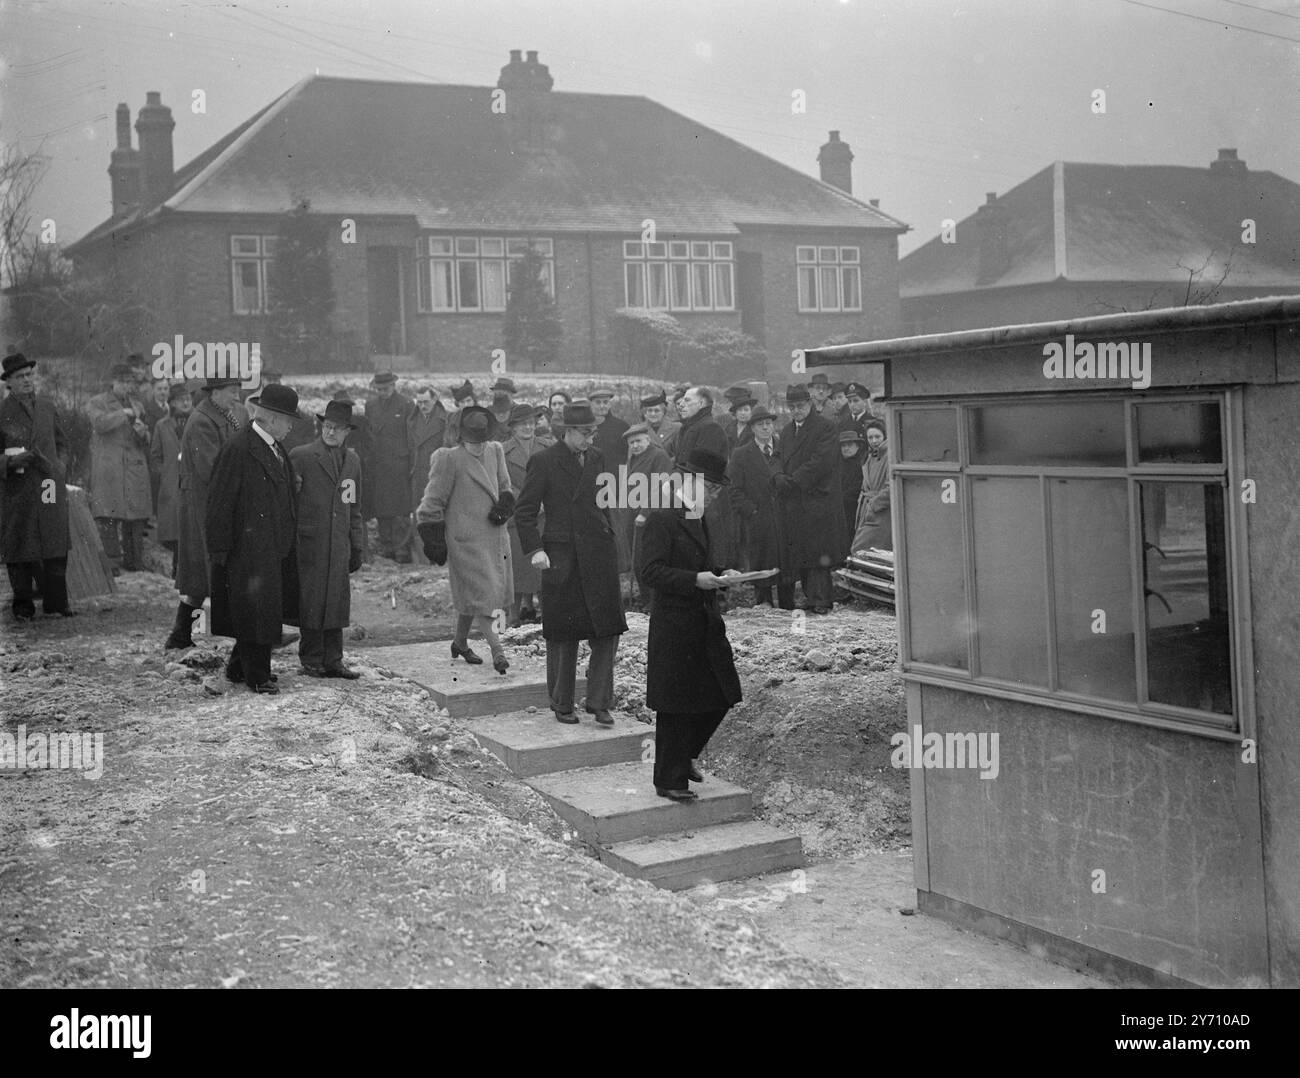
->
[487, 490, 516, 526]
[349, 548, 363, 573]
[773, 474, 797, 497]
[418, 521, 447, 566]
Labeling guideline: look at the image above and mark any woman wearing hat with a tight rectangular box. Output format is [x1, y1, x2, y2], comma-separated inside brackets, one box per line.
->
[837, 429, 866, 553]
[851, 419, 892, 554]
[502, 403, 551, 626]
[416, 405, 515, 673]
[636, 448, 743, 801]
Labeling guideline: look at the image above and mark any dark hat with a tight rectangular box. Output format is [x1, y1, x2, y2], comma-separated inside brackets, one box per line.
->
[723, 385, 751, 402]
[317, 399, 357, 428]
[729, 396, 758, 414]
[562, 401, 597, 429]
[248, 383, 300, 418]
[785, 384, 811, 404]
[110, 362, 136, 380]
[507, 402, 543, 426]
[204, 375, 242, 390]
[372, 370, 397, 386]
[588, 385, 615, 400]
[167, 382, 191, 402]
[261, 368, 283, 384]
[1, 353, 36, 380]
[830, 382, 846, 395]
[845, 382, 868, 400]
[450, 379, 475, 403]
[458, 405, 493, 443]
[746, 405, 777, 426]
[864, 418, 886, 436]
[677, 448, 730, 486]
[640, 392, 667, 409]
[491, 377, 516, 394]
[838, 429, 864, 445]
[809, 372, 830, 386]
[623, 422, 652, 440]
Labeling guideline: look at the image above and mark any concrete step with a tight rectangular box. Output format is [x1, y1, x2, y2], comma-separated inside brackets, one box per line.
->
[601, 820, 804, 891]
[526, 760, 752, 845]
[468, 710, 651, 778]
[362, 643, 580, 718]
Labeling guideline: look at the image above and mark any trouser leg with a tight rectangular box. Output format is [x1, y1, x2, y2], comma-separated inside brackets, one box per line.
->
[584, 635, 618, 711]
[653, 712, 694, 790]
[96, 517, 123, 570]
[40, 557, 70, 614]
[546, 638, 578, 714]
[688, 708, 728, 760]
[7, 562, 37, 618]
[299, 629, 325, 669]
[322, 628, 344, 669]
[802, 567, 832, 609]
[123, 519, 147, 571]
[240, 642, 272, 686]
[389, 515, 412, 559]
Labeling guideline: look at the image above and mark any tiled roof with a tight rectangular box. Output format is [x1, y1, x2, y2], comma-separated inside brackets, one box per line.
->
[69, 75, 906, 252]
[900, 159, 1300, 297]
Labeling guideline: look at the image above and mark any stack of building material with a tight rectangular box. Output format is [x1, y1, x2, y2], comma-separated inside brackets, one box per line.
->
[835, 548, 894, 606]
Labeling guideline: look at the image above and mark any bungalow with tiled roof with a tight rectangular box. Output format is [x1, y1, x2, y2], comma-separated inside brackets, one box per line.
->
[66, 51, 908, 379]
[899, 151, 1300, 335]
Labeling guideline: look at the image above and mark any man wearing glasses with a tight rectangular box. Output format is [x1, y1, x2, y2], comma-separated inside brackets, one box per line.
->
[515, 400, 627, 726]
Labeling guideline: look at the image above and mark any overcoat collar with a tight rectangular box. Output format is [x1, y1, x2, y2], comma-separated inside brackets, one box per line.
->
[459, 443, 500, 500]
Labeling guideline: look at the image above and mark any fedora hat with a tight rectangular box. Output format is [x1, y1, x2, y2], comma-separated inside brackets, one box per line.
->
[588, 385, 615, 400]
[507, 402, 543, 426]
[109, 362, 136, 380]
[317, 399, 357, 428]
[167, 382, 192, 403]
[729, 396, 758, 414]
[248, 383, 300, 418]
[746, 405, 777, 426]
[677, 448, 730, 486]
[491, 377, 516, 394]
[562, 401, 597, 428]
[785, 384, 811, 404]
[1, 353, 36, 380]
[204, 375, 242, 390]
[458, 405, 493, 443]
[372, 370, 397, 386]
[809, 372, 830, 386]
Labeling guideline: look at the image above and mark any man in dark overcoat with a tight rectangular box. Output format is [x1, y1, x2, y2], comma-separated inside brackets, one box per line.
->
[674, 386, 735, 568]
[291, 399, 364, 679]
[87, 362, 152, 573]
[728, 405, 791, 607]
[407, 385, 448, 562]
[150, 382, 192, 578]
[589, 387, 628, 472]
[515, 400, 627, 725]
[165, 375, 244, 649]
[363, 370, 414, 562]
[636, 448, 742, 800]
[0, 354, 73, 619]
[206, 384, 301, 694]
[774, 384, 844, 615]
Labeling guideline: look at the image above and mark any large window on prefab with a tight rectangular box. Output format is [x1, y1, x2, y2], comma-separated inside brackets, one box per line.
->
[231, 234, 277, 314]
[892, 393, 1242, 734]
[417, 236, 552, 313]
[623, 239, 734, 311]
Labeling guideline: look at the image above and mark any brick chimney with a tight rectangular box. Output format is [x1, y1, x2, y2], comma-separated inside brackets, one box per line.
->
[135, 91, 175, 206]
[817, 131, 853, 194]
[975, 191, 1010, 285]
[1210, 148, 1247, 179]
[108, 102, 142, 216]
[498, 49, 554, 155]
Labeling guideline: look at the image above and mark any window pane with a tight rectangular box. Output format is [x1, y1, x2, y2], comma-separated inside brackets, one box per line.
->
[455, 237, 479, 256]
[972, 476, 1047, 686]
[902, 476, 967, 668]
[797, 266, 817, 311]
[430, 261, 454, 310]
[691, 262, 711, 308]
[839, 247, 860, 263]
[233, 261, 260, 313]
[712, 242, 733, 259]
[507, 238, 530, 256]
[1141, 482, 1232, 715]
[417, 259, 430, 312]
[625, 262, 645, 306]
[647, 262, 668, 308]
[646, 241, 667, 259]
[713, 263, 734, 308]
[818, 246, 838, 263]
[231, 235, 259, 255]
[481, 237, 504, 257]
[841, 266, 861, 310]
[261, 236, 278, 258]
[540, 261, 555, 299]
[692, 242, 712, 259]
[429, 237, 453, 255]
[482, 261, 506, 310]
[819, 266, 840, 310]
[669, 241, 689, 259]
[968, 401, 1126, 467]
[1136, 401, 1222, 464]
[796, 246, 816, 263]
[1050, 479, 1136, 701]
[457, 261, 480, 309]
[898, 408, 957, 462]
[533, 239, 553, 256]
[669, 262, 690, 309]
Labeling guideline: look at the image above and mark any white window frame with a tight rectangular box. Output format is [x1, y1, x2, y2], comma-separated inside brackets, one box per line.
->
[231, 234, 275, 315]
[418, 235, 553, 313]
[796, 244, 863, 313]
[623, 236, 734, 311]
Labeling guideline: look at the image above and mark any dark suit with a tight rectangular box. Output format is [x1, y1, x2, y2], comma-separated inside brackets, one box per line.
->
[206, 424, 300, 688]
[176, 396, 243, 601]
[515, 440, 628, 715]
[776, 411, 844, 610]
[592, 413, 629, 472]
[363, 391, 414, 558]
[673, 409, 736, 567]
[728, 437, 790, 606]
[636, 505, 742, 790]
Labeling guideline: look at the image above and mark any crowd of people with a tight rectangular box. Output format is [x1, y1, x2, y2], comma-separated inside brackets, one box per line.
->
[1, 354, 892, 799]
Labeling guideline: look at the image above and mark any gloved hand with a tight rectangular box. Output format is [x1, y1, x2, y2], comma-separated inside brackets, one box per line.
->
[773, 474, 797, 497]
[487, 490, 516, 526]
[348, 548, 363, 573]
[418, 521, 447, 566]
[5, 449, 36, 470]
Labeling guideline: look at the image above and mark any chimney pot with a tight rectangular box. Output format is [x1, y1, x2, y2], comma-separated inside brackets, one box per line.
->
[526, 50, 539, 63]
[509, 49, 522, 62]
[817, 130, 854, 195]
[829, 130, 841, 142]
[1209, 147, 1247, 178]
[115, 103, 132, 149]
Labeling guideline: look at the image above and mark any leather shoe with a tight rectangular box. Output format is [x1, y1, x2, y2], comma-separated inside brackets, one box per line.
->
[324, 665, 361, 680]
[655, 787, 698, 802]
[554, 710, 579, 725]
[300, 665, 328, 678]
[689, 763, 705, 783]
[492, 655, 509, 675]
[586, 708, 615, 727]
[451, 642, 483, 665]
[249, 681, 280, 695]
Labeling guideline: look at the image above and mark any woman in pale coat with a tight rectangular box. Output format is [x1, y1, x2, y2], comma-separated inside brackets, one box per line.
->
[415, 406, 515, 673]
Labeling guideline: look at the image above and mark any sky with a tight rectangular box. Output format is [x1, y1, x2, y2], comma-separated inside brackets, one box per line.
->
[2, 0, 1298, 255]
